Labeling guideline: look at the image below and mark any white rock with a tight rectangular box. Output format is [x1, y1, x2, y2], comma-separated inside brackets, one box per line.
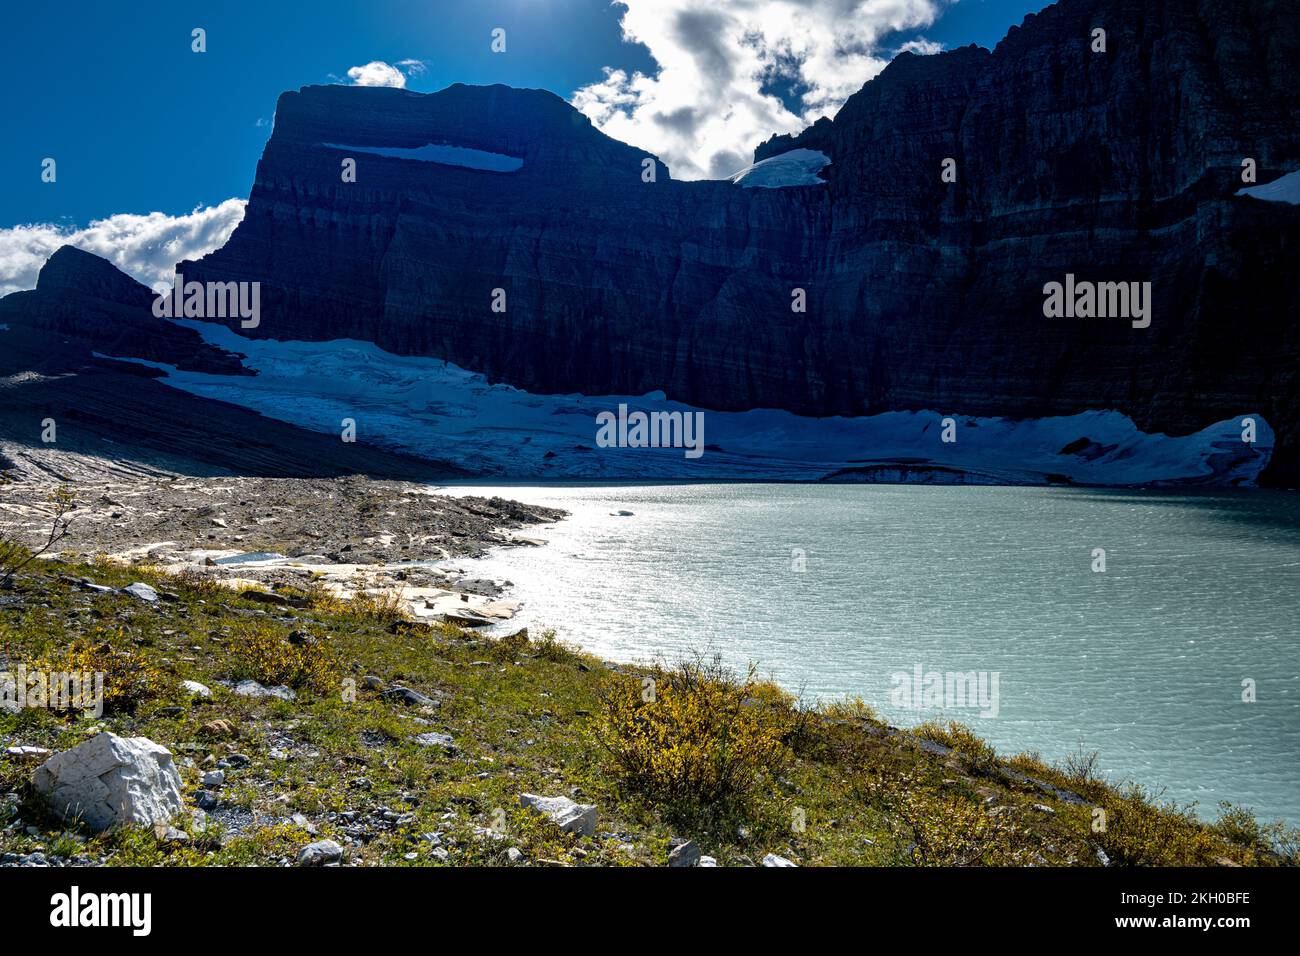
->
[32, 733, 184, 833]
[122, 582, 160, 602]
[232, 679, 296, 701]
[201, 770, 225, 788]
[699, 855, 718, 867]
[518, 793, 598, 836]
[296, 839, 344, 866]
[761, 853, 797, 867]
[180, 680, 212, 698]
[668, 840, 701, 867]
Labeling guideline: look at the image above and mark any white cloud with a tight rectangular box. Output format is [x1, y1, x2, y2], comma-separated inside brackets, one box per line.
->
[346, 60, 409, 88]
[897, 37, 944, 55]
[572, 0, 947, 180]
[0, 199, 247, 297]
[396, 58, 428, 76]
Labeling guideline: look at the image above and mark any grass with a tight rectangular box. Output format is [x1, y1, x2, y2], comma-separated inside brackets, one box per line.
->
[0, 555, 1296, 867]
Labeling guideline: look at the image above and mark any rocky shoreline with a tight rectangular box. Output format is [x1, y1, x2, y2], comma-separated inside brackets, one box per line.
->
[2, 469, 1292, 867]
[0, 470, 565, 626]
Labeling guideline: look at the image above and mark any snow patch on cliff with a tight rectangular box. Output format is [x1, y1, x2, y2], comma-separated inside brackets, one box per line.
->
[320, 142, 523, 172]
[98, 323, 1272, 487]
[730, 149, 830, 188]
[1237, 169, 1300, 205]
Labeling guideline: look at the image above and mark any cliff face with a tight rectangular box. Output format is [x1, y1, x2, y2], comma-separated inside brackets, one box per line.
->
[183, 0, 1300, 482]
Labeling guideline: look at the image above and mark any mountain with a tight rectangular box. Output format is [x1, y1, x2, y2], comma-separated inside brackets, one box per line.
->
[0, 0, 1282, 486]
[0, 246, 248, 375]
[0, 247, 462, 480]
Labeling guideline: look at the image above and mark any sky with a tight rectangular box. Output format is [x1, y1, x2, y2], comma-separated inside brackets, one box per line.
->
[0, 0, 1050, 294]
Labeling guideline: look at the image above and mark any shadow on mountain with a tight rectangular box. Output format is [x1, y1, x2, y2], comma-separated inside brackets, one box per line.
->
[0, 250, 463, 481]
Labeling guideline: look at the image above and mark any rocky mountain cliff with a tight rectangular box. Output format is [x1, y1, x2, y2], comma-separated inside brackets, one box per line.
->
[181, 0, 1300, 483]
[0, 247, 248, 376]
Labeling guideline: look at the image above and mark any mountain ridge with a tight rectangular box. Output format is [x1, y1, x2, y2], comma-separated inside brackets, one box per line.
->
[177, 0, 1299, 483]
[4, 0, 1296, 485]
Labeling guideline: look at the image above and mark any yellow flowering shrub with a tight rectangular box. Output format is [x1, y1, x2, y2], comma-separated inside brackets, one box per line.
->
[227, 621, 338, 694]
[595, 656, 796, 823]
[35, 633, 167, 716]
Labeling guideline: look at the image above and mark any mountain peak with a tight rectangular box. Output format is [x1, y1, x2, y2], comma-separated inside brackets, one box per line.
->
[267, 82, 665, 179]
[37, 245, 153, 307]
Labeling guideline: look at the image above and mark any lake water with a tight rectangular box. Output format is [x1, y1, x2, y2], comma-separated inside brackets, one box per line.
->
[440, 483, 1300, 827]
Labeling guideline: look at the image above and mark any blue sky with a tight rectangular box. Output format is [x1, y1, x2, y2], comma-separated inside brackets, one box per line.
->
[0, 0, 1047, 225]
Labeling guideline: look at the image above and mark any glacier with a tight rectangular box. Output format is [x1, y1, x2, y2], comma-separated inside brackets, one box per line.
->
[97, 319, 1273, 486]
[729, 149, 830, 188]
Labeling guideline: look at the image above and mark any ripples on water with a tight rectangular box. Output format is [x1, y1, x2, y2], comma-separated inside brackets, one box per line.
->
[441, 483, 1300, 826]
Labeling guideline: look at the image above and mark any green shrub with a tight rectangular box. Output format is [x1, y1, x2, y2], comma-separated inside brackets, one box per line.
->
[818, 696, 879, 721]
[490, 628, 530, 661]
[533, 628, 579, 663]
[227, 622, 338, 694]
[863, 767, 1035, 865]
[1060, 746, 1102, 786]
[594, 655, 796, 827]
[1093, 785, 1226, 866]
[913, 720, 997, 771]
[34, 632, 168, 716]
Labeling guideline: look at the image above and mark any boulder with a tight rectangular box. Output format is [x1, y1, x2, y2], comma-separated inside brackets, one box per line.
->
[180, 680, 212, 698]
[296, 839, 344, 866]
[240, 589, 307, 608]
[441, 611, 494, 628]
[668, 839, 701, 868]
[412, 732, 458, 751]
[232, 679, 296, 701]
[122, 582, 159, 603]
[385, 686, 436, 707]
[761, 853, 797, 868]
[518, 793, 597, 836]
[32, 733, 184, 832]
